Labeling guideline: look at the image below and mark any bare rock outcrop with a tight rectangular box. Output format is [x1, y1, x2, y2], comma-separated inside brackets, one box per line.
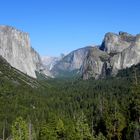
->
[0, 25, 42, 78]
[82, 32, 140, 79]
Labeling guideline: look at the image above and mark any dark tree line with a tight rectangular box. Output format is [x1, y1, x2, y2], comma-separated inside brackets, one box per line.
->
[0, 63, 140, 139]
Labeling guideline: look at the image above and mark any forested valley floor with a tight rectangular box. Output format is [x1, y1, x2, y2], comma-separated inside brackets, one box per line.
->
[0, 57, 140, 140]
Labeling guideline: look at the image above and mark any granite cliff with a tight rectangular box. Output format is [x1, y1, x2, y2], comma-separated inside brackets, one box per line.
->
[82, 32, 140, 79]
[1, 26, 139, 80]
[81, 47, 109, 79]
[0, 25, 42, 78]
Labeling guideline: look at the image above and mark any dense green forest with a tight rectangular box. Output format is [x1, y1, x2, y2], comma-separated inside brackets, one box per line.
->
[0, 56, 140, 139]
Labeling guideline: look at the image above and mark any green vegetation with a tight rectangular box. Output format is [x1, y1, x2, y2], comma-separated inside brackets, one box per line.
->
[0, 56, 140, 139]
[54, 69, 80, 78]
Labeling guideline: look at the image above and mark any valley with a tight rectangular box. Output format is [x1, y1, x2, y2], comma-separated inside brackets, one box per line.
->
[0, 53, 140, 139]
[0, 26, 140, 139]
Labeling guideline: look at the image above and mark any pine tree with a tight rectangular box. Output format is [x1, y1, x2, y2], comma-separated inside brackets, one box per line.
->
[55, 118, 65, 139]
[75, 112, 94, 140]
[11, 117, 29, 140]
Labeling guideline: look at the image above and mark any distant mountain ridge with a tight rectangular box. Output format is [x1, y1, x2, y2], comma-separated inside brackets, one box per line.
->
[1, 25, 140, 80]
[48, 31, 140, 79]
[41, 56, 60, 70]
[50, 46, 92, 77]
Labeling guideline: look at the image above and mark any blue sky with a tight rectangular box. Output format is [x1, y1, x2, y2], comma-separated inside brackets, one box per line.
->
[0, 0, 140, 56]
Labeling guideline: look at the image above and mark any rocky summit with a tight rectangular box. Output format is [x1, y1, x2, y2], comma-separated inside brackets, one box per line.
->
[82, 32, 140, 79]
[0, 25, 43, 78]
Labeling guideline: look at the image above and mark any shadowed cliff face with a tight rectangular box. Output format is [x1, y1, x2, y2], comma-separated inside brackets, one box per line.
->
[0, 25, 42, 78]
[81, 47, 109, 80]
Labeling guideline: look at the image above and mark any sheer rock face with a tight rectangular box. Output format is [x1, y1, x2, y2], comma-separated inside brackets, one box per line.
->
[81, 47, 109, 80]
[100, 32, 136, 54]
[0, 25, 42, 78]
[110, 34, 140, 75]
[82, 32, 140, 79]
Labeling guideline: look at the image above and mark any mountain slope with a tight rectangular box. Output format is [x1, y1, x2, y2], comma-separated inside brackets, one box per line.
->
[82, 32, 140, 79]
[0, 55, 48, 139]
[51, 46, 95, 77]
[0, 55, 40, 88]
